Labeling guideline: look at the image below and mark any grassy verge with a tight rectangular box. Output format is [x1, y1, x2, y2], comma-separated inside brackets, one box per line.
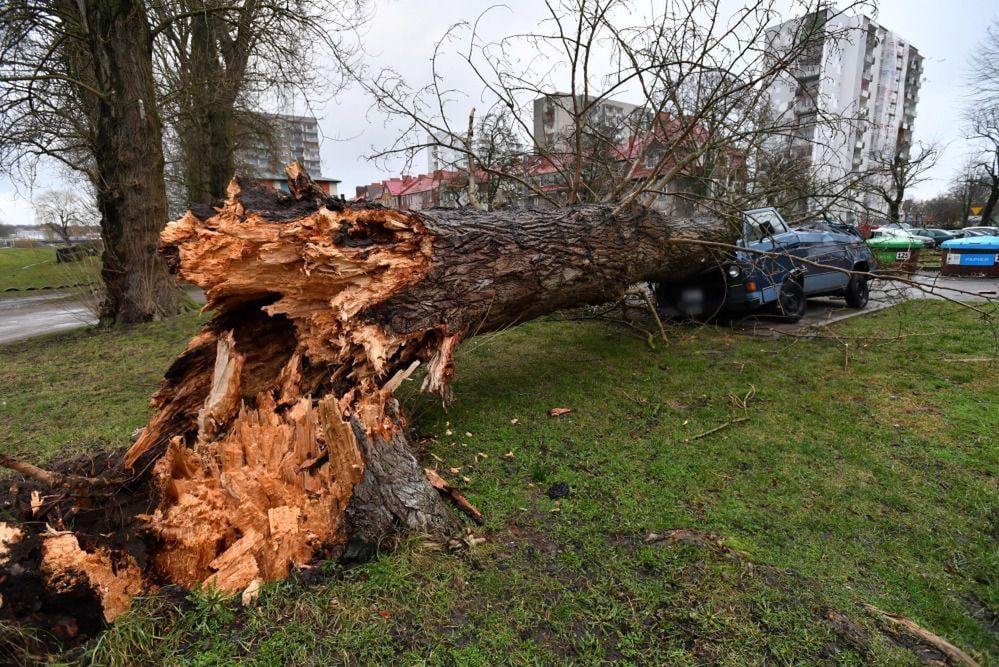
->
[2, 301, 997, 664]
[918, 248, 942, 270]
[0, 314, 200, 461]
[0, 246, 100, 291]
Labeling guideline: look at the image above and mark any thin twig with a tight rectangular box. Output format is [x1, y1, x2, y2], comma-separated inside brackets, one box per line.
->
[862, 603, 980, 667]
[689, 416, 749, 441]
[625, 286, 669, 344]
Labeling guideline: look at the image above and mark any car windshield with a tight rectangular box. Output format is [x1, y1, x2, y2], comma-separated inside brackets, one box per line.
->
[798, 217, 861, 238]
[744, 210, 789, 241]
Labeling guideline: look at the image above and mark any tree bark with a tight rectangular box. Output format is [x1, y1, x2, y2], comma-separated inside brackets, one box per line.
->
[980, 170, 999, 227]
[74, 0, 180, 324]
[3, 163, 734, 621]
[888, 198, 901, 224]
[180, 13, 238, 204]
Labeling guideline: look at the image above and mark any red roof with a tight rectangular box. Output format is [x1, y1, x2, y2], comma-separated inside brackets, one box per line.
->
[398, 170, 469, 196]
[382, 177, 414, 197]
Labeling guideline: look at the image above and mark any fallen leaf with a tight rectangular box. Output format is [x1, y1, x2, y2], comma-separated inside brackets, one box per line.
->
[30, 491, 42, 516]
[462, 476, 472, 484]
[378, 609, 393, 619]
[548, 407, 572, 417]
[465, 432, 473, 438]
[445, 429, 453, 436]
[503, 451, 515, 459]
[510, 418, 520, 425]
[449, 466, 462, 474]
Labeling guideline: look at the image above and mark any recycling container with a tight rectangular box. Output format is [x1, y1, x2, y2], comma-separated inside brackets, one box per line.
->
[866, 237, 923, 272]
[940, 236, 999, 277]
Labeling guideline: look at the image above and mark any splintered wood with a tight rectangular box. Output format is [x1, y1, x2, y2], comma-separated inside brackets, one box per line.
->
[40, 534, 144, 621]
[126, 167, 440, 592]
[141, 395, 363, 589]
[2, 161, 734, 622]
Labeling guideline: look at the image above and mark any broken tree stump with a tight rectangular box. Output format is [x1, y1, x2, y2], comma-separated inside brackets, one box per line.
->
[0, 162, 734, 624]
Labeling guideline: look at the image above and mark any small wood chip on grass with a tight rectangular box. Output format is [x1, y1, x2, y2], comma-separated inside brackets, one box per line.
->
[548, 407, 572, 417]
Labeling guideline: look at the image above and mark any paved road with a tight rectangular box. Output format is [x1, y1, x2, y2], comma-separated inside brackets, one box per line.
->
[1, 274, 997, 345]
[0, 288, 205, 345]
[729, 272, 999, 336]
[0, 291, 95, 344]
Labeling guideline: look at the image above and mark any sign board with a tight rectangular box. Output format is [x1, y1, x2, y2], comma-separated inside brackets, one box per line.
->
[970, 206, 984, 216]
[947, 252, 999, 267]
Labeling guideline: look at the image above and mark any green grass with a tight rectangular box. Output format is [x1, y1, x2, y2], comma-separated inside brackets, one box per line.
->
[0, 314, 201, 461]
[2, 301, 997, 664]
[0, 246, 100, 291]
[918, 248, 942, 269]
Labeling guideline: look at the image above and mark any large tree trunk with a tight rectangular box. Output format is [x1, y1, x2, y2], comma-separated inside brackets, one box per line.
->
[0, 164, 733, 623]
[887, 197, 902, 224]
[78, 0, 180, 324]
[179, 13, 238, 205]
[980, 172, 999, 227]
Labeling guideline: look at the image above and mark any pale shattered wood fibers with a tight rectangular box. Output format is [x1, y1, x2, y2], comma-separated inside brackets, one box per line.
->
[126, 170, 440, 593]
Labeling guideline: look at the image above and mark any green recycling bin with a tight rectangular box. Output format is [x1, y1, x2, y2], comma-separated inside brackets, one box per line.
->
[866, 236, 923, 272]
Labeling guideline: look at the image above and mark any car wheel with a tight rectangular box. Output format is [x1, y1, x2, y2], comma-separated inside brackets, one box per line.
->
[844, 275, 869, 309]
[776, 280, 806, 322]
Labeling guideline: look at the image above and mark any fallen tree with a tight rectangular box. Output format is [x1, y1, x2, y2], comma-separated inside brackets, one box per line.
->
[0, 163, 733, 628]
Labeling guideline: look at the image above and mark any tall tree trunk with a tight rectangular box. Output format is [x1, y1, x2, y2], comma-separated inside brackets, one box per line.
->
[1, 164, 734, 622]
[180, 13, 237, 204]
[79, 0, 180, 324]
[888, 198, 901, 223]
[981, 174, 999, 226]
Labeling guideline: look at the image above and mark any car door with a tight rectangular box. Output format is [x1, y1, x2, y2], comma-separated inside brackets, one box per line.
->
[743, 209, 798, 303]
[792, 229, 848, 294]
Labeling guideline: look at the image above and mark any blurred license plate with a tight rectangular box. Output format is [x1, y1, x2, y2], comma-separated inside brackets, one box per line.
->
[681, 288, 704, 303]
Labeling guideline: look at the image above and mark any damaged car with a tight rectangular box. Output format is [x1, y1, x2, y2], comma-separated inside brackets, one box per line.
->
[654, 207, 877, 322]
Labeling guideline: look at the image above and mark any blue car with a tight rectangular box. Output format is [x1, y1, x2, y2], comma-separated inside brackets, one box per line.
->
[655, 207, 877, 322]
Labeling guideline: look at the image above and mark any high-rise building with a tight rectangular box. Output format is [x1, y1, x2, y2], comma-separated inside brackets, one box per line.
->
[237, 114, 339, 195]
[424, 132, 467, 173]
[765, 9, 922, 220]
[532, 94, 641, 152]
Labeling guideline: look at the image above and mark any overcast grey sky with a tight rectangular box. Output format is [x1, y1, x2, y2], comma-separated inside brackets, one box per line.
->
[1, 0, 996, 225]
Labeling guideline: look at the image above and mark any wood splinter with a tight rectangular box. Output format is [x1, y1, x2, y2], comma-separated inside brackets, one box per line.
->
[425, 468, 484, 525]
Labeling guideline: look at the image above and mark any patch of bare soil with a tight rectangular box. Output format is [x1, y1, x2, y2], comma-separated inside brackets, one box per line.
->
[0, 448, 156, 649]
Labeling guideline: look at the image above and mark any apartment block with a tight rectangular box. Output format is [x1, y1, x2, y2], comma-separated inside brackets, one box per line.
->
[237, 114, 339, 195]
[532, 94, 641, 152]
[766, 9, 922, 219]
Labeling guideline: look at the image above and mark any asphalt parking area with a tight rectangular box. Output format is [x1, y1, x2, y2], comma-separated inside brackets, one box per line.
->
[727, 272, 999, 337]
